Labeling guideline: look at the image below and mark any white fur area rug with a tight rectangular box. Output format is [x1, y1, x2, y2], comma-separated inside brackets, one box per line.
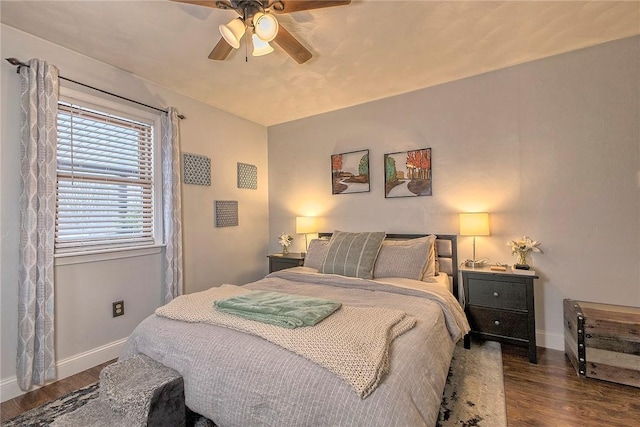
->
[437, 339, 507, 426]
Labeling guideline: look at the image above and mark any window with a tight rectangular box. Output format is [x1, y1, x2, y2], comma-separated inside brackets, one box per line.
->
[55, 94, 161, 254]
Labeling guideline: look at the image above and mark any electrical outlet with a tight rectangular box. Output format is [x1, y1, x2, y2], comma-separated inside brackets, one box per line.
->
[112, 300, 124, 317]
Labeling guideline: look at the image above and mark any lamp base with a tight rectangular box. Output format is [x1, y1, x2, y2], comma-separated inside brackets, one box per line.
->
[465, 259, 486, 268]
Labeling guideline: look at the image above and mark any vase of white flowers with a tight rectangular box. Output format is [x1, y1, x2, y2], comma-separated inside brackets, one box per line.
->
[278, 233, 293, 254]
[507, 236, 542, 269]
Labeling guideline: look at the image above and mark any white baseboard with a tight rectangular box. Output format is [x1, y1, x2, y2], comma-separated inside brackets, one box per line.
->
[536, 329, 564, 351]
[0, 337, 127, 402]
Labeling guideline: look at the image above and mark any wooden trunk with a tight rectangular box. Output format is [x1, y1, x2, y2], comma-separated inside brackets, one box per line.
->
[564, 299, 640, 388]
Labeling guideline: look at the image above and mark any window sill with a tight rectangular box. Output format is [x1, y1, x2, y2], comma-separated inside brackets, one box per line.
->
[55, 245, 164, 266]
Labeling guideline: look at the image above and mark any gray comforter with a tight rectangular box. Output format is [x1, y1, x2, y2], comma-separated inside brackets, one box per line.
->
[121, 269, 470, 427]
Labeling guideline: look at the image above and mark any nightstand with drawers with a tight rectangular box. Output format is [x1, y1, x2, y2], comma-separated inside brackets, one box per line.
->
[461, 266, 538, 363]
[267, 253, 305, 273]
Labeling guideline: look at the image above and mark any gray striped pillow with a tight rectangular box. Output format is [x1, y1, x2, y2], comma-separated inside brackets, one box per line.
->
[319, 231, 386, 279]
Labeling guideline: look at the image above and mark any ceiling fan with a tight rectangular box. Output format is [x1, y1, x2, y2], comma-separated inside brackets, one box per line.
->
[172, 1, 352, 64]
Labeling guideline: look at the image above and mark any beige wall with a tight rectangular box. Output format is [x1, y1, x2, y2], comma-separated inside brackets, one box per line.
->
[1, 25, 269, 399]
[267, 36, 640, 350]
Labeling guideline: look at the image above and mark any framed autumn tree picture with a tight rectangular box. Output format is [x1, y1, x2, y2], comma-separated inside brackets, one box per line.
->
[331, 149, 370, 195]
[384, 148, 432, 198]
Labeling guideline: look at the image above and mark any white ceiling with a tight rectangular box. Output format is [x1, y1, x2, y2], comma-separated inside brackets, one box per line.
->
[2, 1, 639, 126]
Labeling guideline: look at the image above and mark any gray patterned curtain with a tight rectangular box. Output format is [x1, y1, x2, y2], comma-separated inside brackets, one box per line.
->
[161, 108, 184, 303]
[17, 59, 59, 390]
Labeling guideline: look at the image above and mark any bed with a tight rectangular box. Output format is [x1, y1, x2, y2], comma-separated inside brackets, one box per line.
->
[121, 232, 470, 426]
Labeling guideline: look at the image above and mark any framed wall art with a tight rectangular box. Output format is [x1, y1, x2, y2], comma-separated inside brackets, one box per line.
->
[384, 148, 432, 198]
[331, 149, 370, 195]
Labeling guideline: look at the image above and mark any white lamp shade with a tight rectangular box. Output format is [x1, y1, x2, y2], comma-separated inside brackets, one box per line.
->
[252, 34, 274, 56]
[459, 213, 490, 236]
[219, 18, 245, 49]
[296, 217, 318, 234]
[253, 12, 278, 42]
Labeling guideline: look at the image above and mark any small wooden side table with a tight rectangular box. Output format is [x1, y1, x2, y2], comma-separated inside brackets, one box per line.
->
[267, 253, 305, 273]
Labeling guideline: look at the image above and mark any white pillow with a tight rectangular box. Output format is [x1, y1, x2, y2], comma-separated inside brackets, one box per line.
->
[423, 234, 438, 280]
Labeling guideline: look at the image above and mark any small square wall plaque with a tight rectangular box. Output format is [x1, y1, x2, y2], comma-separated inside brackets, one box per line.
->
[237, 162, 257, 189]
[215, 200, 238, 227]
[183, 153, 211, 186]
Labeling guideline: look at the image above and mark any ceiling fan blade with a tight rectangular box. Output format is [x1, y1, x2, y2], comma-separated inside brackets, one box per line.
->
[209, 38, 233, 60]
[272, 0, 351, 14]
[170, 0, 230, 10]
[274, 24, 312, 64]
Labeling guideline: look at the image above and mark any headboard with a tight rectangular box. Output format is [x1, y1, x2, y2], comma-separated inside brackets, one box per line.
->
[318, 233, 459, 300]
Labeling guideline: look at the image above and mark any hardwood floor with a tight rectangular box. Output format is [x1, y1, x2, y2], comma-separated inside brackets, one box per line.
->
[502, 345, 640, 426]
[2, 346, 639, 425]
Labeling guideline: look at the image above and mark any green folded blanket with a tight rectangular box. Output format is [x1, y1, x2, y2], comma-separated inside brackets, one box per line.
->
[214, 290, 342, 329]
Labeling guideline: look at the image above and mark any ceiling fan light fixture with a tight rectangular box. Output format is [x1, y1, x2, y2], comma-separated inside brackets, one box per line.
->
[219, 17, 245, 49]
[251, 34, 274, 56]
[253, 12, 278, 42]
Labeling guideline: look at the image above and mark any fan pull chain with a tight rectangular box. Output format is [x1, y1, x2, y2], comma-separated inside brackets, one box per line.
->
[245, 29, 249, 62]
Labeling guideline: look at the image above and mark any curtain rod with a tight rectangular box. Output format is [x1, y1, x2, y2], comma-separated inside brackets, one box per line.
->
[5, 58, 186, 120]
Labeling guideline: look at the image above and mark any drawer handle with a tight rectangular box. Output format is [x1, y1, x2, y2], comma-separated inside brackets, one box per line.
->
[494, 320, 501, 326]
[493, 291, 499, 297]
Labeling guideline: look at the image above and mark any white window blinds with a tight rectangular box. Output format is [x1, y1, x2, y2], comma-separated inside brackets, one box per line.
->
[55, 102, 155, 252]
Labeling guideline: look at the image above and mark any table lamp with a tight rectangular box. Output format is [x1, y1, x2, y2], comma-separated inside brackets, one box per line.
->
[296, 216, 318, 253]
[459, 212, 490, 268]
